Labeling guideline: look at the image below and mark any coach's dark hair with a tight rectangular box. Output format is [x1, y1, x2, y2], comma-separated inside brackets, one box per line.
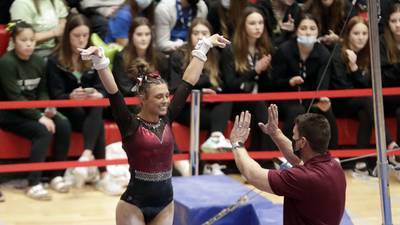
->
[295, 113, 330, 154]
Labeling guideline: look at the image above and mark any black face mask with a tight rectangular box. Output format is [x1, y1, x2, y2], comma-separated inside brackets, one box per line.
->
[292, 139, 302, 158]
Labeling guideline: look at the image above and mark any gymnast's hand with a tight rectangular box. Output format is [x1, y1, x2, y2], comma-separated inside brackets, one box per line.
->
[230, 111, 251, 145]
[78, 47, 110, 71]
[208, 34, 231, 48]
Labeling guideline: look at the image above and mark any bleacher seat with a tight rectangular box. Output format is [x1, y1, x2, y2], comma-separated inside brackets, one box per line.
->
[0, 118, 397, 159]
[0, 24, 10, 57]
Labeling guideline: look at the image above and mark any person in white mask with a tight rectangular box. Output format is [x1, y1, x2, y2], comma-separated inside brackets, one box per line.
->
[269, 13, 339, 149]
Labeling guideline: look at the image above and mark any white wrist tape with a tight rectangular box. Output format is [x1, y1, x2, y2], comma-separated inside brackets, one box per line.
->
[191, 37, 213, 62]
[80, 47, 110, 70]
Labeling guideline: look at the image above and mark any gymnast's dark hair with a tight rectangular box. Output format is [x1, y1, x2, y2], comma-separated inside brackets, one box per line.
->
[133, 59, 167, 97]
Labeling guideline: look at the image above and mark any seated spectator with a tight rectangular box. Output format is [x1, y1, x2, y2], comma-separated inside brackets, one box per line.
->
[255, 0, 302, 46]
[302, 0, 353, 49]
[220, 6, 274, 151]
[270, 13, 338, 149]
[79, 0, 125, 39]
[9, 0, 68, 57]
[0, 0, 14, 24]
[207, 0, 248, 39]
[46, 13, 124, 195]
[169, 18, 233, 152]
[331, 16, 397, 175]
[380, 3, 400, 172]
[0, 21, 71, 200]
[155, 0, 208, 53]
[112, 17, 169, 99]
[104, 0, 155, 46]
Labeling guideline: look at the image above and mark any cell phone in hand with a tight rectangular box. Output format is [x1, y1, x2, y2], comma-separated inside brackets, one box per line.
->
[83, 87, 96, 94]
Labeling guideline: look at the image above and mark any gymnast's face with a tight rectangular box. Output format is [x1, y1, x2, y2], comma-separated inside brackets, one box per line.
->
[142, 83, 170, 116]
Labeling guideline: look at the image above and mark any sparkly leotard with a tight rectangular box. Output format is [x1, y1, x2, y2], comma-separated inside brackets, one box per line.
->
[108, 81, 192, 223]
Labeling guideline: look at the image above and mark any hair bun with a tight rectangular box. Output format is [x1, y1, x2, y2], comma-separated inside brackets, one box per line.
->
[128, 58, 150, 80]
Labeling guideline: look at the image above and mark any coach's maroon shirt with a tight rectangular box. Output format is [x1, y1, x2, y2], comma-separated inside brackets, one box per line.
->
[268, 153, 346, 225]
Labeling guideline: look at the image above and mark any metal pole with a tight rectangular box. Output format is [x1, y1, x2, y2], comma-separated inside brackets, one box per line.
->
[367, 0, 393, 224]
[189, 90, 201, 176]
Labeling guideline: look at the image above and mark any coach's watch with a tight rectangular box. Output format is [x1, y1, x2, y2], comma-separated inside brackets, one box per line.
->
[232, 142, 244, 151]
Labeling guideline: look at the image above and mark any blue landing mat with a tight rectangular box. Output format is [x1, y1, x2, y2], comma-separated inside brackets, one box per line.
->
[172, 175, 353, 225]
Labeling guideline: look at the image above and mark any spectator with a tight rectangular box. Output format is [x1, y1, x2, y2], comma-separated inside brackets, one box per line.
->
[169, 18, 233, 173]
[220, 6, 274, 151]
[0, 0, 14, 24]
[331, 16, 397, 175]
[154, 0, 208, 53]
[270, 13, 338, 149]
[9, 0, 68, 57]
[112, 17, 169, 102]
[0, 21, 71, 200]
[79, 0, 125, 38]
[104, 0, 155, 46]
[46, 13, 124, 195]
[380, 3, 400, 172]
[302, 0, 353, 48]
[255, 0, 302, 46]
[207, 0, 248, 39]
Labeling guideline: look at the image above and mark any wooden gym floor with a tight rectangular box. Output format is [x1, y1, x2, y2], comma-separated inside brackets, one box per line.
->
[0, 170, 399, 225]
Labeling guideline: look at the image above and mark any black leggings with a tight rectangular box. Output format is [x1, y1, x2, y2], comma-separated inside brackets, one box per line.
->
[59, 107, 106, 172]
[277, 100, 339, 149]
[383, 95, 400, 144]
[0, 113, 71, 186]
[333, 97, 392, 148]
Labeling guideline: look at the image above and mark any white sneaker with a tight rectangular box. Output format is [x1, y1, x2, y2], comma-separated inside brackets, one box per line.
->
[201, 132, 232, 152]
[72, 152, 94, 188]
[86, 167, 100, 183]
[96, 173, 125, 196]
[50, 176, 70, 193]
[26, 183, 51, 201]
[352, 161, 370, 179]
[203, 163, 226, 175]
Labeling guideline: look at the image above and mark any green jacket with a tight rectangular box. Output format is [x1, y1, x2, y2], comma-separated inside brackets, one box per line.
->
[0, 50, 48, 120]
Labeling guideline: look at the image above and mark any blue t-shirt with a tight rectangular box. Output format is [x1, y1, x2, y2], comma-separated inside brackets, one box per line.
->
[105, 4, 132, 43]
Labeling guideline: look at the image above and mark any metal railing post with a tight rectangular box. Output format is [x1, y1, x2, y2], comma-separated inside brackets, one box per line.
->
[189, 90, 201, 176]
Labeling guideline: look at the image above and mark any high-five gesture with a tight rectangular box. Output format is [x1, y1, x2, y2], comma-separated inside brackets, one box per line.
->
[230, 111, 251, 145]
[259, 104, 280, 137]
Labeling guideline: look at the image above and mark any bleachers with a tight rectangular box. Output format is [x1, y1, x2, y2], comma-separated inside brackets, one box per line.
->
[0, 24, 10, 57]
[0, 117, 397, 159]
